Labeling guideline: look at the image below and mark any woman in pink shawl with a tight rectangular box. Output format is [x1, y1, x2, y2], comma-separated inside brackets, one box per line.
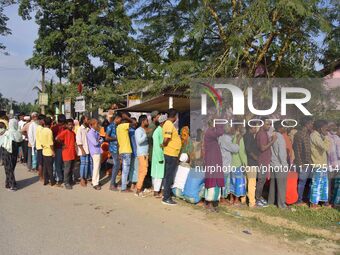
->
[203, 120, 224, 211]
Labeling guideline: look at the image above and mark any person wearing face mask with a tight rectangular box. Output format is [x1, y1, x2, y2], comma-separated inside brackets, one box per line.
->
[135, 115, 150, 197]
[0, 119, 8, 166]
[327, 122, 340, 205]
[310, 120, 331, 209]
[0, 119, 23, 191]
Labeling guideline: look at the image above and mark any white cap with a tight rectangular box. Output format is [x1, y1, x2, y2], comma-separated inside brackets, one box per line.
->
[179, 153, 189, 163]
[158, 114, 167, 123]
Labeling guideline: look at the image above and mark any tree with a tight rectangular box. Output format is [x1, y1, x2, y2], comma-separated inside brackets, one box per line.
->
[131, 0, 334, 84]
[0, 0, 14, 53]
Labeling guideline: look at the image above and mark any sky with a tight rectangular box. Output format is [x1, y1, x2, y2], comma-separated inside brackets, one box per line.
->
[0, 4, 57, 104]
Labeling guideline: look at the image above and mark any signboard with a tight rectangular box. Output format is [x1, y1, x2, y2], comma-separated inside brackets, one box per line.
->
[75, 96, 86, 113]
[38, 93, 48, 106]
[127, 94, 141, 107]
[64, 98, 72, 119]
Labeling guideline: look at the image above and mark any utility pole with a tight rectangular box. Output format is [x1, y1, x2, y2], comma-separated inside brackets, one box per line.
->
[41, 65, 46, 114]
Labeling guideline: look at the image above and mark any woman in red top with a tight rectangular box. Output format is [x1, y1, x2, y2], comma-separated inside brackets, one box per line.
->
[56, 119, 76, 190]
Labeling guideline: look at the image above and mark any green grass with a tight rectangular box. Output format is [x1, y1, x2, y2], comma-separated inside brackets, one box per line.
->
[243, 205, 340, 230]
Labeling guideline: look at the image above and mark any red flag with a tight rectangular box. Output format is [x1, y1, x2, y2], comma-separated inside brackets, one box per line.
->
[77, 82, 83, 94]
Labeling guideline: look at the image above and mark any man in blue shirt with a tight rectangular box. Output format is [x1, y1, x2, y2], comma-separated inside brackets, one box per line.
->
[106, 112, 122, 191]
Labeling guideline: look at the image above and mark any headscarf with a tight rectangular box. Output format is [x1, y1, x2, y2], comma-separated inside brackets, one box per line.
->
[0, 119, 23, 153]
[180, 126, 192, 154]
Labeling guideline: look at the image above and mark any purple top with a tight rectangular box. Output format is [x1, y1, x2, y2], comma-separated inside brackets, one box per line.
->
[87, 128, 102, 155]
[256, 129, 272, 166]
[204, 125, 224, 189]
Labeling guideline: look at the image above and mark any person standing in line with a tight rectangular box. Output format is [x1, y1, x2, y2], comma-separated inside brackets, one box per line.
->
[106, 113, 122, 191]
[203, 119, 224, 211]
[162, 108, 182, 205]
[327, 122, 340, 205]
[243, 124, 259, 207]
[56, 119, 77, 190]
[21, 116, 30, 164]
[218, 125, 240, 204]
[128, 117, 138, 191]
[255, 118, 277, 207]
[52, 114, 66, 186]
[41, 117, 56, 186]
[116, 112, 136, 192]
[35, 114, 46, 182]
[87, 119, 103, 190]
[268, 121, 289, 209]
[151, 115, 167, 198]
[310, 120, 331, 208]
[17, 112, 26, 163]
[0, 119, 23, 191]
[27, 112, 39, 172]
[293, 116, 314, 205]
[230, 125, 247, 205]
[76, 115, 92, 187]
[135, 115, 150, 197]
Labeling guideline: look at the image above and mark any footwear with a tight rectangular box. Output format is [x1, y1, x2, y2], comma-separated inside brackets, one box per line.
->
[65, 184, 72, 190]
[162, 199, 177, 206]
[9, 187, 18, 191]
[260, 197, 268, 205]
[109, 185, 119, 191]
[154, 191, 162, 198]
[80, 179, 87, 187]
[93, 185, 101, 190]
[256, 200, 268, 208]
[135, 191, 146, 197]
[121, 189, 133, 193]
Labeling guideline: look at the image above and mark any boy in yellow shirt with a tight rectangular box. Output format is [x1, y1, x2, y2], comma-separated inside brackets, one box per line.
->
[41, 117, 56, 186]
[116, 112, 137, 192]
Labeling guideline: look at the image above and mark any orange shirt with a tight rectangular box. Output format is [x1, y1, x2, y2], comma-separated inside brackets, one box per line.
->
[56, 129, 76, 161]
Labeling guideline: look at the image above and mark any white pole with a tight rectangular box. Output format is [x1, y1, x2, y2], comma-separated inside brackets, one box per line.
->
[169, 96, 173, 109]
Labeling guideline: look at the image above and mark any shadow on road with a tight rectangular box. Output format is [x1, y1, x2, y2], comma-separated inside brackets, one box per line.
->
[16, 175, 39, 189]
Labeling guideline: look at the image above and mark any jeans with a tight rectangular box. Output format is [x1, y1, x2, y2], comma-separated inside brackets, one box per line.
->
[54, 148, 63, 182]
[121, 153, 131, 191]
[297, 166, 312, 203]
[110, 153, 120, 187]
[129, 156, 139, 183]
[163, 155, 178, 201]
[80, 154, 92, 179]
[64, 160, 75, 185]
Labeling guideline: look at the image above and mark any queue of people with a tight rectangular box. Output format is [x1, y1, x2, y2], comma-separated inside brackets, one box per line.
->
[0, 110, 339, 211]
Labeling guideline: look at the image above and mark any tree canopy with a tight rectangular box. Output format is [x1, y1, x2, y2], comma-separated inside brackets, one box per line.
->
[0, 0, 338, 110]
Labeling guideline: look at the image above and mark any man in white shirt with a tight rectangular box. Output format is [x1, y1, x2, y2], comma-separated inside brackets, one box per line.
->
[76, 115, 91, 187]
[27, 112, 39, 171]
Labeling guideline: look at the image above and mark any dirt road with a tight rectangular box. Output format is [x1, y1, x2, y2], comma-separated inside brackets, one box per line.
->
[0, 164, 310, 255]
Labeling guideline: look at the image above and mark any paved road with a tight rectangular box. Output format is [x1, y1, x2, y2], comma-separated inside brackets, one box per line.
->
[0, 163, 303, 255]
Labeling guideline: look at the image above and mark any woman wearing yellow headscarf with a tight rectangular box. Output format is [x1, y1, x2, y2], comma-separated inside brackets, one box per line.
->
[180, 126, 193, 159]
